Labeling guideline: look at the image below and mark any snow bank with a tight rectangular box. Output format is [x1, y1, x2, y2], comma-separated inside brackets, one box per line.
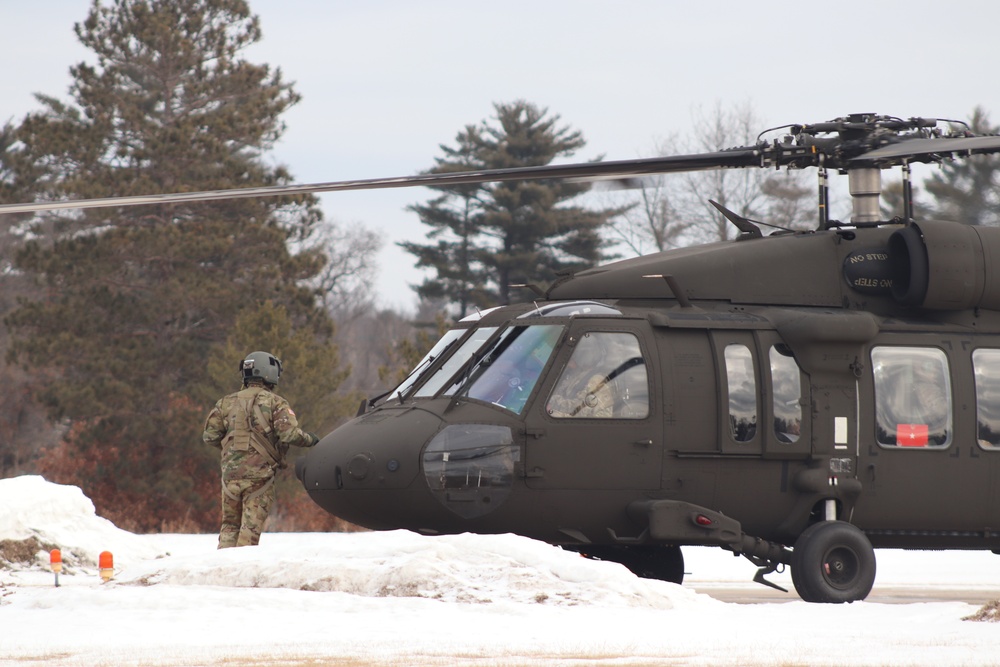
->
[3, 475, 1000, 667]
[1, 475, 711, 610]
[0, 475, 167, 569]
[117, 529, 715, 609]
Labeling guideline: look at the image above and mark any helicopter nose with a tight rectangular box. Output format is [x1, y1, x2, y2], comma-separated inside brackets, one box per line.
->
[296, 406, 444, 528]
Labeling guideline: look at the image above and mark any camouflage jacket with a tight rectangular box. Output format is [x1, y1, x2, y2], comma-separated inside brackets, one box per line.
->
[203, 383, 316, 481]
[547, 372, 614, 418]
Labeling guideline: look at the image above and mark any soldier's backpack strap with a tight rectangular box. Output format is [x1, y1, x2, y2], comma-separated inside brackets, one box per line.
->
[246, 393, 283, 469]
[252, 400, 273, 437]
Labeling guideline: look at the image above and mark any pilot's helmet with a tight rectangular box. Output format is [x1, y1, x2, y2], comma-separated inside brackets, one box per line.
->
[571, 334, 606, 371]
[241, 351, 282, 386]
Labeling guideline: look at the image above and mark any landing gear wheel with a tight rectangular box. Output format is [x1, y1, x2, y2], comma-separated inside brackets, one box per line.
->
[572, 545, 685, 584]
[791, 521, 876, 603]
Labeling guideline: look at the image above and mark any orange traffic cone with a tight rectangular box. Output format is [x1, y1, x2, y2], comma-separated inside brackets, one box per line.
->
[99, 551, 114, 582]
[49, 549, 62, 587]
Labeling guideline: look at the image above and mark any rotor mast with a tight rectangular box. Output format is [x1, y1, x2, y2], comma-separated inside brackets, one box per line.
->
[848, 168, 882, 224]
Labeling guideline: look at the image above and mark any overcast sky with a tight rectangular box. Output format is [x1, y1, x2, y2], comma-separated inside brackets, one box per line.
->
[4, 0, 1000, 310]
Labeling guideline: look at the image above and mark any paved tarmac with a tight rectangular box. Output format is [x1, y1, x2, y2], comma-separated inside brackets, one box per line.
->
[691, 583, 999, 604]
[681, 545, 1000, 605]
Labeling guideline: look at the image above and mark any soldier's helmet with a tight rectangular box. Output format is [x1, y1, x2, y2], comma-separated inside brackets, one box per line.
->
[241, 351, 282, 386]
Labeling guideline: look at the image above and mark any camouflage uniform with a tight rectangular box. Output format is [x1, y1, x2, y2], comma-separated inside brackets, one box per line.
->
[547, 372, 614, 418]
[203, 380, 317, 548]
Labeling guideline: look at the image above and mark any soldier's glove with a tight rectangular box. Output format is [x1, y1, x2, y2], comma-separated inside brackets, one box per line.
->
[307, 432, 320, 447]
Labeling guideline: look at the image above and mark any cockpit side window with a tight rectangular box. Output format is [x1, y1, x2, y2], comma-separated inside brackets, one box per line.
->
[871, 346, 952, 448]
[546, 332, 649, 419]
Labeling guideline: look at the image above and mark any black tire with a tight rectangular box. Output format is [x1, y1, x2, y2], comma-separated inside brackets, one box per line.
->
[791, 521, 876, 603]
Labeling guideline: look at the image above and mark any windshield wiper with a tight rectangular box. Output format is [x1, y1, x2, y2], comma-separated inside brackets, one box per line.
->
[444, 329, 511, 410]
[371, 336, 466, 410]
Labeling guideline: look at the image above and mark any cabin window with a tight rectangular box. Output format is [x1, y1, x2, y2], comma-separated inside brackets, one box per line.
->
[546, 332, 649, 419]
[769, 345, 802, 443]
[725, 344, 757, 442]
[871, 346, 951, 448]
[973, 349, 1000, 449]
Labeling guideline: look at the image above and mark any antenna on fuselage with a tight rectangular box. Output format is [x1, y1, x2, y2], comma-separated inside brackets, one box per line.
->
[642, 274, 693, 308]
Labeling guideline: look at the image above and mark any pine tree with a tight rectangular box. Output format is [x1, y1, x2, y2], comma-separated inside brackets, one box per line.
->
[5, 0, 348, 531]
[924, 107, 1000, 226]
[0, 123, 61, 477]
[401, 101, 621, 316]
[403, 129, 491, 318]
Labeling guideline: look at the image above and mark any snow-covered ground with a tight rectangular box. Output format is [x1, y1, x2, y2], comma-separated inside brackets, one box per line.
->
[2, 475, 999, 666]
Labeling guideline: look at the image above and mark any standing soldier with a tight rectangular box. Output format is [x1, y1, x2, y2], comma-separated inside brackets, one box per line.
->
[203, 351, 319, 548]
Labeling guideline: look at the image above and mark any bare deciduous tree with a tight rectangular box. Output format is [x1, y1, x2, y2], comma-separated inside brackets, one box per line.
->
[607, 101, 813, 254]
[311, 220, 383, 317]
[605, 154, 691, 256]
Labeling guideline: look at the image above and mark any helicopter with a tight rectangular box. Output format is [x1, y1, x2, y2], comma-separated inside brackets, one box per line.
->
[5, 112, 1000, 603]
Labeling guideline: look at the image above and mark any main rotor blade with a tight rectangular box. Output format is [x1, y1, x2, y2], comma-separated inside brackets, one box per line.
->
[0, 149, 762, 216]
[854, 135, 1000, 162]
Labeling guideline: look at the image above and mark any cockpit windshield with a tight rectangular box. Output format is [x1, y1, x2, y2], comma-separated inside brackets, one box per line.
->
[415, 327, 499, 398]
[389, 328, 465, 400]
[413, 324, 563, 414]
[391, 301, 618, 405]
[457, 325, 562, 413]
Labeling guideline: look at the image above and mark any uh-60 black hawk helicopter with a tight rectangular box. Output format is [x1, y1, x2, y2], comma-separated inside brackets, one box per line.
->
[6, 112, 1000, 603]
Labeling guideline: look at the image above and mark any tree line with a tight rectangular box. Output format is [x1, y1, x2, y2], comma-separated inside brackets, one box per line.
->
[1, 0, 996, 533]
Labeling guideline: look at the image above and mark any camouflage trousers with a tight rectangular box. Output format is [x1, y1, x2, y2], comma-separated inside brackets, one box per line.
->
[218, 476, 275, 548]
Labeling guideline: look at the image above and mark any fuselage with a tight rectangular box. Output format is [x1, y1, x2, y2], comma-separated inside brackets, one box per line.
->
[298, 222, 1000, 552]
